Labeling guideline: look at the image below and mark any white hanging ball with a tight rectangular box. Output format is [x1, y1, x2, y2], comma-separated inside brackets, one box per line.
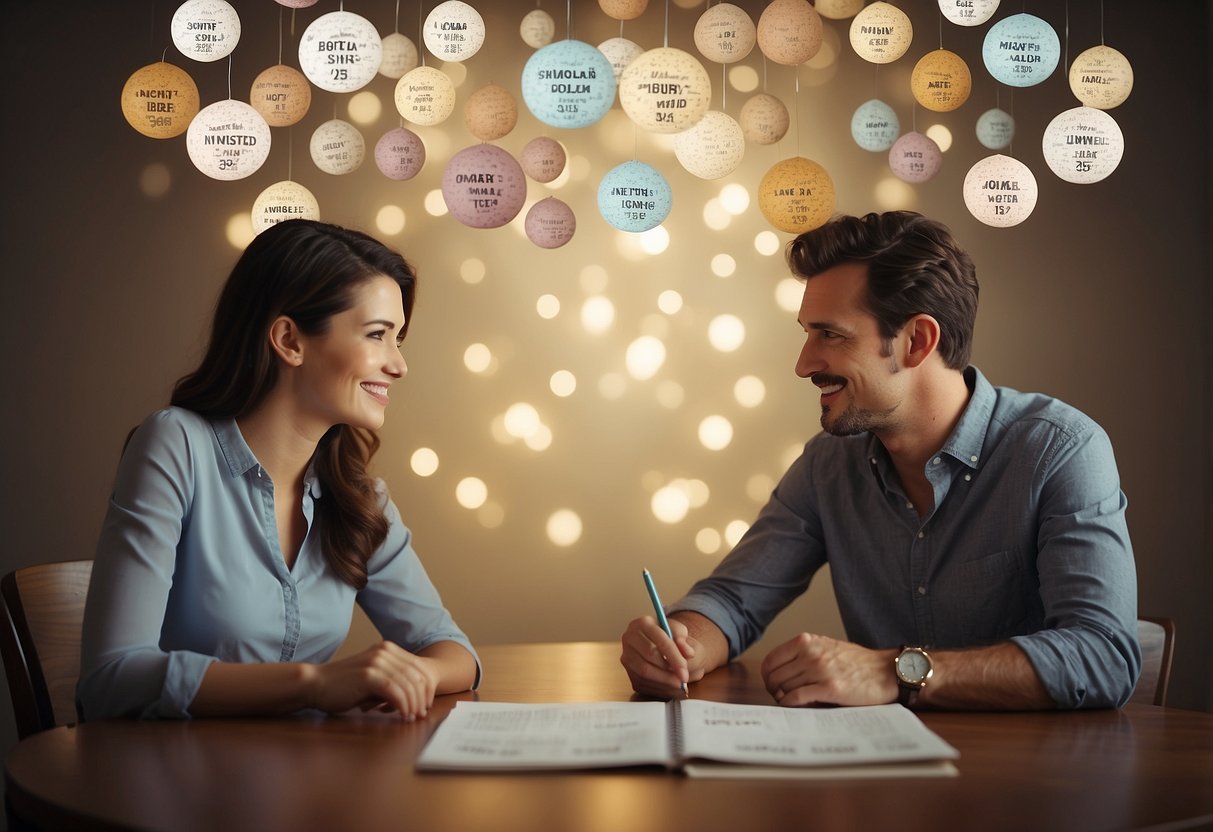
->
[674, 111, 745, 180]
[1041, 106, 1124, 184]
[963, 154, 1038, 227]
[310, 119, 366, 175]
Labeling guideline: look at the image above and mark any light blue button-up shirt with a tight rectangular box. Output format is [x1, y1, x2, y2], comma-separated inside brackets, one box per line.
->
[78, 407, 479, 720]
[670, 367, 1140, 709]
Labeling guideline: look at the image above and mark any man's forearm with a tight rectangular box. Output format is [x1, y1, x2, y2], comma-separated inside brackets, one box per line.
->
[918, 641, 1055, 710]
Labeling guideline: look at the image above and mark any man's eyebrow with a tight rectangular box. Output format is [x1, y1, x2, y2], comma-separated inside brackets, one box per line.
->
[798, 319, 847, 332]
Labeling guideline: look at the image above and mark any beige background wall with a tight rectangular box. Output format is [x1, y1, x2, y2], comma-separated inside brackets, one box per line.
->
[0, 0, 1209, 781]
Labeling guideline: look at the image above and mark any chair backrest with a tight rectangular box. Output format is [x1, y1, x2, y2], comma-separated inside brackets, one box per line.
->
[0, 560, 93, 738]
[1132, 616, 1176, 707]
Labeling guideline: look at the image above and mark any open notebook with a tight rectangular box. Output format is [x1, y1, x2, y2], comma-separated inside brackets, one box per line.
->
[416, 700, 959, 778]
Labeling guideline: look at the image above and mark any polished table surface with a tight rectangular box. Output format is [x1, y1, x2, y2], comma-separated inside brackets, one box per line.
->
[6, 642, 1213, 832]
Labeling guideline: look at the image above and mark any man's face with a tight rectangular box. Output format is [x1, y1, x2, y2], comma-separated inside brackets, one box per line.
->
[795, 262, 905, 437]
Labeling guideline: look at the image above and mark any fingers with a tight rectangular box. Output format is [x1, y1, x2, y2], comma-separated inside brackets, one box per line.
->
[316, 642, 439, 721]
[620, 616, 691, 697]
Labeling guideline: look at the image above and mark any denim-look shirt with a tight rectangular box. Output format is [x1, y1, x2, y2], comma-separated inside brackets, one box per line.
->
[669, 367, 1140, 709]
[78, 407, 479, 721]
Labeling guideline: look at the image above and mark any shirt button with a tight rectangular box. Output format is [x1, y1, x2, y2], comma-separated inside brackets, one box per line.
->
[917, 531, 925, 539]
[970, 455, 978, 463]
[870, 458, 877, 465]
[917, 586, 927, 596]
[964, 473, 972, 482]
[905, 501, 914, 510]
[932, 457, 941, 465]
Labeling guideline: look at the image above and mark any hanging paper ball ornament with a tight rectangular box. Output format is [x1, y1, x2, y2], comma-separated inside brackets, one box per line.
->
[599, 0, 648, 21]
[674, 111, 745, 180]
[975, 108, 1015, 150]
[171, 0, 240, 62]
[120, 61, 199, 138]
[185, 100, 271, 180]
[526, 198, 577, 248]
[963, 154, 1038, 227]
[442, 144, 528, 229]
[424, 1, 486, 62]
[379, 33, 419, 80]
[758, 157, 836, 234]
[1041, 106, 1124, 184]
[598, 37, 645, 83]
[598, 161, 672, 232]
[464, 83, 518, 142]
[740, 93, 790, 145]
[849, 2, 912, 64]
[299, 11, 383, 93]
[815, 0, 864, 19]
[619, 48, 712, 134]
[938, 0, 999, 27]
[310, 119, 365, 175]
[374, 127, 426, 180]
[889, 132, 942, 183]
[274, 0, 318, 7]
[911, 49, 971, 112]
[851, 99, 899, 152]
[520, 9, 556, 49]
[694, 4, 756, 65]
[521, 137, 566, 183]
[522, 40, 617, 129]
[395, 66, 457, 126]
[1069, 45, 1133, 110]
[982, 13, 1060, 88]
[249, 64, 311, 128]
[756, 0, 824, 66]
[251, 180, 320, 235]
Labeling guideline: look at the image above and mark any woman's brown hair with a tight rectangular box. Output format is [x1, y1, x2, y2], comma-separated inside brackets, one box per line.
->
[171, 219, 417, 590]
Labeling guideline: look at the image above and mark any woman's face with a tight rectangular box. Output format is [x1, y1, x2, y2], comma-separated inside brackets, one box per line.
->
[293, 275, 408, 433]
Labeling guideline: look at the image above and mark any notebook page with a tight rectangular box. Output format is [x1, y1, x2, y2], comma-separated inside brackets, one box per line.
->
[678, 701, 960, 767]
[416, 701, 672, 770]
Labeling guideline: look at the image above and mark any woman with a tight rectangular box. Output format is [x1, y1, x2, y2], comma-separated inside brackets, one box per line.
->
[78, 219, 479, 721]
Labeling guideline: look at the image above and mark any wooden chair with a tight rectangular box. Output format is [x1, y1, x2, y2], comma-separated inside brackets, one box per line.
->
[0, 560, 93, 738]
[1132, 616, 1176, 707]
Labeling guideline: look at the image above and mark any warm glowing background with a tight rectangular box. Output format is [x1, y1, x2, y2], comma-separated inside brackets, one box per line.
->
[0, 0, 1209, 777]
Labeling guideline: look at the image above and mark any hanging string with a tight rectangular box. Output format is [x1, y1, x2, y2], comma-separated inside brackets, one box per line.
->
[938, 9, 943, 50]
[1063, 0, 1069, 74]
[567, 0, 572, 40]
[287, 128, 294, 182]
[794, 67, 801, 156]
[721, 62, 726, 111]
[277, 6, 283, 66]
[663, 0, 670, 49]
[226, 54, 233, 100]
[419, 2, 426, 66]
[394, 0, 401, 34]
[1100, 0, 1105, 44]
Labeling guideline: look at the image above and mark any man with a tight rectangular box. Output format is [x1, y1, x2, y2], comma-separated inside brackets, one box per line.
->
[620, 211, 1139, 710]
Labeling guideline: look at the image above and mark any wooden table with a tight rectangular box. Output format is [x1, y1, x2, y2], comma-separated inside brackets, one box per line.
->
[6, 642, 1213, 831]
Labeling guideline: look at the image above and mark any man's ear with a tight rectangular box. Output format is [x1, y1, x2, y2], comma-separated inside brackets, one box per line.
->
[268, 316, 304, 366]
[903, 314, 941, 368]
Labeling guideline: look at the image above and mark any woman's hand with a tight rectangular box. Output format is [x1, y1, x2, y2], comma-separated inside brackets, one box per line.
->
[304, 641, 440, 720]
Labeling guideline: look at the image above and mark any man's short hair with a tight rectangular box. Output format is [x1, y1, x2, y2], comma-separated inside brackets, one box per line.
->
[786, 212, 979, 370]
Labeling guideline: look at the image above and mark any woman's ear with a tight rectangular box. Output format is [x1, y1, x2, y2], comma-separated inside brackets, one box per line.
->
[268, 316, 304, 366]
[903, 314, 941, 368]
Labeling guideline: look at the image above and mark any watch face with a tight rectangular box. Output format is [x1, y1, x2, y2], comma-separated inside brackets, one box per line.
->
[898, 650, 929, 683]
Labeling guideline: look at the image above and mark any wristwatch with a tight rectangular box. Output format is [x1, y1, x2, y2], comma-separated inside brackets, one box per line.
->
[894, 646, 934, 707]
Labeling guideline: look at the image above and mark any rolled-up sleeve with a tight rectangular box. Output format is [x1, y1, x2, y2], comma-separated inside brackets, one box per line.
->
[78, 411, 217, 721]
[1011, 426, 1140, 709]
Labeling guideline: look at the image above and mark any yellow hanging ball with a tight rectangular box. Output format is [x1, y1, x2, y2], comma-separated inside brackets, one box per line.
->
[758, 157, 836, 233]
[910, 49, 971, 112]
[120, 61, 200, 139]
